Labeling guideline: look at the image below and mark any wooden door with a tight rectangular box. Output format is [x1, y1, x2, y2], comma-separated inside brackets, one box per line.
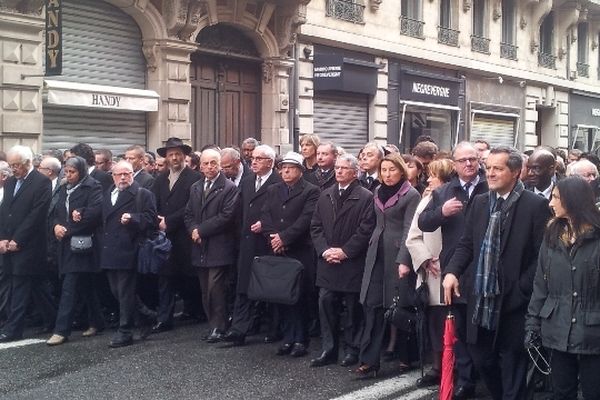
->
[191, 54, 261, 150]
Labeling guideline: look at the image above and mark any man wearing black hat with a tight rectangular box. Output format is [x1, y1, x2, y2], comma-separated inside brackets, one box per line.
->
[151, 138, 202, 333]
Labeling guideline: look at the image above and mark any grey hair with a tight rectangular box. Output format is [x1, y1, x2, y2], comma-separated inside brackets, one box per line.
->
[318, 141, 339, 156]
[453, 141, 477, 157]
[363, 142, 385, 159]
[41, 157, 62, 175]
[201, 148, 221, 163]
[7, 145, 33, 164]
[220, 147, 241, 161]
[254, 144, 276, 161]
[242, 137, 260, 147]
[336, 153, 359, 171]
[112, 160, 133, 173]
[489, 146, 523, 172]
[0, 161, 12, 178]
[567, 159, 598, 176]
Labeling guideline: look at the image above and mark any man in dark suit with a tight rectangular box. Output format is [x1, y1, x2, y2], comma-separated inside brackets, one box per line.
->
[260, 152, 320, 357]
[220, 147, 250, 187]
[125, 145, 155, 190]
[304, 142, 337, 191]
[99, 160, 157, 348]
[417, 141, 488, 396]
[241, 137, 259, 168]
[309, 153, 375, 367]
[443, 146, 551, 400]
[525, 148, 556, 200]
[358, 142, 383, 193]
[221, 145, 281, 346]
[70, 143, 113, 192]
[0, 145, 56, 342]
[185, 149, 240, 342]
[151, 138, 202, 333]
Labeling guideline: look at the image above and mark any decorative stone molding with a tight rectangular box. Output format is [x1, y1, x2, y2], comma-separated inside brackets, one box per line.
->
[262, 60, 274, 83]
[369, 0, 382, 11]
[493, 5, 501, 21]
[0, 0, 44, 15]
[463, 0, 471, 13]
[142, 41, 160, 71]
[520, 16, 527, 30]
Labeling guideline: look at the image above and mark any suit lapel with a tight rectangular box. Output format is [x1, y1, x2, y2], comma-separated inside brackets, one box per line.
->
[11, 170, 36, 202]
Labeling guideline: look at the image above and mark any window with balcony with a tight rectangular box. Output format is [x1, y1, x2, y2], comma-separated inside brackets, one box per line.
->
[500, 0, 517, 60]
[577, 22, 589, 78]
[539, 12, 556, 69]
[439, 0, 459, 46]
[326, 0, 365, 24]
[471, 0, 490, 54]
[400, 0, 424, 39]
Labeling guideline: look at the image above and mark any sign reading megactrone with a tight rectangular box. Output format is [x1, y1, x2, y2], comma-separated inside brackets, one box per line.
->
[46, 0, 62, 76]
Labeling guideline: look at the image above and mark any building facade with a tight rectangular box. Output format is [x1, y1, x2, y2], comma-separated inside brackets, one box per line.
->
[1, 0, 600, 154]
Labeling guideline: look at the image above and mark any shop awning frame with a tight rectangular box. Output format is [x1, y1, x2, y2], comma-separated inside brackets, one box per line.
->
[470, 109, 521, 147]
[399, 100, 461, 148]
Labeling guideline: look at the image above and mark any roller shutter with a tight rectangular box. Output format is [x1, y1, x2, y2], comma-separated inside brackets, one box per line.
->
[470, 117, 515, 147]
[314, 93, 369, 157]
[43, 0, 147, 152]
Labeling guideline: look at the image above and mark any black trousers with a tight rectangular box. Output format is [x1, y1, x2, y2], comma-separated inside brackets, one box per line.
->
[318, 288, 362, 357]
[2, 274, 56, 338]
[106, 270, 136, 336]
[468, 327, 528, 400]
[0, 264, 11, 323]
[550, 350, 600, 400]
[229, 293, 254, 335]
[54, 273, 104, 337]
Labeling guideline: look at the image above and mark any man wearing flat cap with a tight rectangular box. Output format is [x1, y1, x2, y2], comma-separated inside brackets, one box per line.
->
[259, 152, 320, 357]
[151, 138, 202, 333]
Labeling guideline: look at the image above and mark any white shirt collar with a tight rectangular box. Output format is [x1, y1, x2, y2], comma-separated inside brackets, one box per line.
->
[533, 183, 553, 200]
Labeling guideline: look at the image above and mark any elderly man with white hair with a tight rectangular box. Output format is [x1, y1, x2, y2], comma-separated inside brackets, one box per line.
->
[0, 145, 56, 342]
[567, 159, 599, 183]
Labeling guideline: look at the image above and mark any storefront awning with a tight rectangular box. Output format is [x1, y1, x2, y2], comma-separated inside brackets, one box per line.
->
[43, 80, 159, 112]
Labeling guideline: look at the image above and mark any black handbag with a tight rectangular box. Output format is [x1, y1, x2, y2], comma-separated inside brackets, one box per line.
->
[247, 255, 304, 305]
[137, 231, 172, 274]
[70, 235, 93, 253]
[384, 292, 417, 335]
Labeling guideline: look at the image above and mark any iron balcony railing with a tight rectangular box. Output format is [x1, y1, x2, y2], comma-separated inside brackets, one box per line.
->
[577, 62, 590, 78]
[438, 26, 460, 47]
[400, 16, 425, 39]
[538, 52, 557, 69]
[500, 42, 518, 60]
[471, 35, 491, 54]
[326, 0, 365, 24]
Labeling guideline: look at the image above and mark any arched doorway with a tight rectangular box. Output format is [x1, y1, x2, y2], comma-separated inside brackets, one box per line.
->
[191, 24, 262, 149]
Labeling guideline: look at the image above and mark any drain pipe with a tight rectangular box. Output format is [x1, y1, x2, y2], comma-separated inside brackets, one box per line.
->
[290, 43, 300, 152]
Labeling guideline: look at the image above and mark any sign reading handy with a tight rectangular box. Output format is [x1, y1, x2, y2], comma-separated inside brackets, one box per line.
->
[46, 0, 62, 76]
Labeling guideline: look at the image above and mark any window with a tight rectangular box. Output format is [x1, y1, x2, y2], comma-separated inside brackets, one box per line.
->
[539, 12, 556, 69]
[471, 0, 490, 54]
[577, 22, 589, 77]
[439, 0, 459, 46]
[400, 0, 424, 38]
[500, 0, 517, 60]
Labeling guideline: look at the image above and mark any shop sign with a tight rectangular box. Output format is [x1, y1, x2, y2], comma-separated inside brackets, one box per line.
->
[400, 71, 460, 106]
[45, 0, 62, 76]
[313, 54, 377, 95]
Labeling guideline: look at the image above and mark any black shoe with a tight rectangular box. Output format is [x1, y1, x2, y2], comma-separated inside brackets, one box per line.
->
[290, 342, 308, 357]
[264, 334, 282, 344]
[310, 351, 337, 367]
[0, 333, 22, 343]
[453, 385, 475, 400]
[206, 328, 225, 343]
[416, 372, 440, 388]
[151, 322, 173, 334]
[221, 330, 245, 346]
[340, 353, 359, 367]
[276, 342, 293, 356]
[109, 334, 133, 348]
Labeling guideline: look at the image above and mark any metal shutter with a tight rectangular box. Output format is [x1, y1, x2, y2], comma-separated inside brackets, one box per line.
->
[43, 106, 146, 154]
[314, 93, 369, 157]
[470, 117, 515, 147]
[50, 0, 145, 89]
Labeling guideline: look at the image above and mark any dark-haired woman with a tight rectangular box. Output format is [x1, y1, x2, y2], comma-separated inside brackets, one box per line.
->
[355, 153, 420, 378]
[46, 156, 104, 345]
[526, 176, 600, 400]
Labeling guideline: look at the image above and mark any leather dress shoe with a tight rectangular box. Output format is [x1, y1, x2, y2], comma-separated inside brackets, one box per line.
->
[453, 385, 475, 400]
[0, 333, 22, 343]
[206, 328, 225, 343]
[151, 322, 173, 334]
[109, 333, 133, 348]
[290, 342, 308, 357]
[416, 372, 440, 388]
[276, 343, 293, 356]
[340, 353, 359, 367]
[310, 351, 337, 367]
[221, 331, 245, 346]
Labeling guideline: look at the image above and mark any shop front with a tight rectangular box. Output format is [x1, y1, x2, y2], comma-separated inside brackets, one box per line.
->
[569, 91, 600, 153]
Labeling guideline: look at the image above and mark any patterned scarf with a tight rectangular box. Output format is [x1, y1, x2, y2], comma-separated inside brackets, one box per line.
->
[472, 180, 524, 330]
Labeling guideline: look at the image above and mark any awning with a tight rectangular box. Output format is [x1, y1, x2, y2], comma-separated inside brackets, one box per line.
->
[43, 80, 159, 112]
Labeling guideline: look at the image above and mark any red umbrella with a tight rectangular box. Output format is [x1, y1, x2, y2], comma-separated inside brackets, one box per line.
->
[439, 312, 457, 400]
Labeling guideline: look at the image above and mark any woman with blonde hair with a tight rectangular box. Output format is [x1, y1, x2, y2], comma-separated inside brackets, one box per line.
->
[299, 134, 320, 172]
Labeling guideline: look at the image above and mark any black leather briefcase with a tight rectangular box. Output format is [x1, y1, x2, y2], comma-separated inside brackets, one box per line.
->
[247, 255, 304, 305]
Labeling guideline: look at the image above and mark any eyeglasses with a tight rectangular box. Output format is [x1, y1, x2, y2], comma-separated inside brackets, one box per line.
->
[8, 162, 25, 169]
[334, 166, 353, 171]
[454, 157, 478, 164]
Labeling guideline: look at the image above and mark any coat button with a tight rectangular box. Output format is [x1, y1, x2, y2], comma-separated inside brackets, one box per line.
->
[572, 266, 576, 271]
[572, 318, 577, 323]
[283, 205, 286, 209]
[280, 219, 284, 222]
[573, 292, 578, 297]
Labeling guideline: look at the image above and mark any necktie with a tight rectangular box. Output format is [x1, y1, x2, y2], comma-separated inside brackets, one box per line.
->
[204, 180, 212, 198]
[255, 177, 262, 192]
[111, 188, 119, 206]
[463, 182, 472, 197]
[366, 176, 374, 186]
[13, 179, 23, 196]
[339, 188, 345, 197]
[494, 197, 504, 213]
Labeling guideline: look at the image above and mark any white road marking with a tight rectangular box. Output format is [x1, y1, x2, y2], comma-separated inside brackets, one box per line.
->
[0, 338, 45, 350]
[331, 370, 433, 400]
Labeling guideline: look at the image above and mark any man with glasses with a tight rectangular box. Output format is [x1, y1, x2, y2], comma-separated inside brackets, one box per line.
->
[94, 149, 113, 173]
[417, 141, 487, 398]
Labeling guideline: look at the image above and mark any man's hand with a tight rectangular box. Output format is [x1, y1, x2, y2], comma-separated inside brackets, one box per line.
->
[270, 233, 284, 253]
[442, 273, 460, 305]
[54, 224, 67, 240]
[524, 330, 541, 350]
[0, 240, 8, 254]
[7, 240, 19, 252]
[441, 197, 463, 217]
[322, 248, 340, 264]
[72, 210, 82, 222]
[250, 221, 262, 233]
[398, 264, 411, 278]
[191, 228, 201, 244]
[158, 216, 167, 232]
[120, 213, 131, 225]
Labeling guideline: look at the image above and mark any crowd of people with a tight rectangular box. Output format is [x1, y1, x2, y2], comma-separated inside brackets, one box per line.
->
[0, 135, 599, 400]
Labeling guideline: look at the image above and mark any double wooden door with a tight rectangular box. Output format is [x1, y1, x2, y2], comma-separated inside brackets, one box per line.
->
[190, 54, 261, 149]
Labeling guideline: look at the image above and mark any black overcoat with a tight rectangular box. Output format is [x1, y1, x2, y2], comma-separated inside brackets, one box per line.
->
[311, 180, 375, 293]
[236, 171, 281, 294]
[445, 190, 551, 349]
[53, 176, 103, 274]
[134, 169, 155, 189]
[0, 169, 51, 276]
[90, 168, 113, 193]
[304, 169, 336, 191]
[185, 173, 240, 268]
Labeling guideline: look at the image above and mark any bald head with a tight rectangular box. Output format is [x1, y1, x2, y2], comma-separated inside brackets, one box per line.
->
[527, 149, 556, 190]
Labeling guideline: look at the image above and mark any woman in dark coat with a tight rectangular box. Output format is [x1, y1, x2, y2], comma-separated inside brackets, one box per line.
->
[526, 176, 600, 400]
[46, 156, 104, 346]
[356, 153, 421, 377]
